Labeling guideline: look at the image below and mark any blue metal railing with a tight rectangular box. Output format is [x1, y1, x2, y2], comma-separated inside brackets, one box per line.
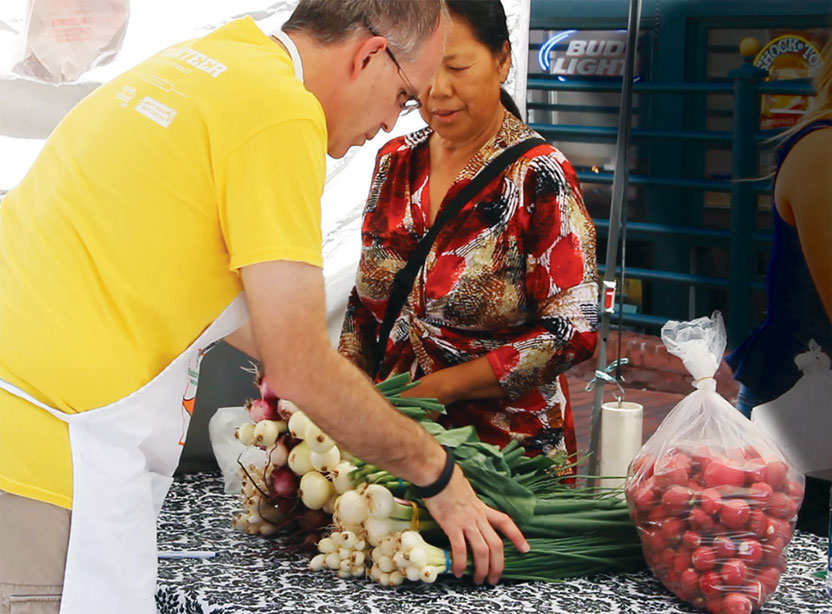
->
[527, 51, 815, 345]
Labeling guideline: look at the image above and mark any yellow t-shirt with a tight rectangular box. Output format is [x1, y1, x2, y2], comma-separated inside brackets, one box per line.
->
[0, 17, 327, 509]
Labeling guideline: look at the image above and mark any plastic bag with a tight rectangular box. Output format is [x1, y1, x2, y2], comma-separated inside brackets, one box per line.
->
[208, 406, 257, 494]
[624, 312, 805, 614]
[752, 340, 832, 474]
[12, 0, 129, 84]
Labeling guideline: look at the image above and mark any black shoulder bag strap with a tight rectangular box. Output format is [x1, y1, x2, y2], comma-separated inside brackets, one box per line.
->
[371, 137, 547, 376]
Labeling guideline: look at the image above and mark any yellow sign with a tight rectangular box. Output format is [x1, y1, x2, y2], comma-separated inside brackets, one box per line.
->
[753, 34, 823, 130]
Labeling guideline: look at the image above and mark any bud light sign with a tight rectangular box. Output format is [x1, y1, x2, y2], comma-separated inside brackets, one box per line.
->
[538, 30, 638, 80]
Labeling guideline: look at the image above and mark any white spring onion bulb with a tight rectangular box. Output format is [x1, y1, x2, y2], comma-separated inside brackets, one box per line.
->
[254, 420, 281, 447]
[408, 548, 428, 569]
[337, 568, 351, 579]
[406, 566, 421, 582]
[377, 555, 395, 574]
[288, 441, 314, 476]
[369, 566, 382, 582]
[259, 523, 279, 537]
[304, 422, 336, 453]
[420, 566, 438, 583]
[337, 547, 351, 561]
[322, 495, 336, 515]
[371, 547, 383, 563]
[324, 553, 341, 570]
[310, 446, 341, 473]
[335, 490, 368, 526]
[288, 411, 311, 440]
[341, 531, 357, 550]
[400, 530, 423, 554]
[350, 551, 365, 567]
[389, 571, 404, 587]
[330, 531, 345, 546]
[317, 537, 336, 554]
[355, 539, 366, 552]
[378, 572, 391, 587]
[235, 423, 256, 446]
[266, 440, 289, 469]
[299, 471, 333, 510]
[309, 553, 326, 571]
[365, 484, 395, 519]
[331, 461, 356, 494]
[351, 566, 365, 578]
[393, 551, 407, 569]
[339, 559, 351, 573]
[278, 399, 300, 416]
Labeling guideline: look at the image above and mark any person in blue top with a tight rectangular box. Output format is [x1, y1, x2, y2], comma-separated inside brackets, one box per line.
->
[727, 41, 832, 417]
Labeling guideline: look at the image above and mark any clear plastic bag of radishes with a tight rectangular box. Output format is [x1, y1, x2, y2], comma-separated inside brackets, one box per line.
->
[624, 313, 804, 614]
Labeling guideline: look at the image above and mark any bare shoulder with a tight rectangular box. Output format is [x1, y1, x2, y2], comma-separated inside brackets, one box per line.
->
[775, 125, 832, 224]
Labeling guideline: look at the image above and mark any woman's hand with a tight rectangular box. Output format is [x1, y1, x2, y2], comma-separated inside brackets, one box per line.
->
[398, 356, 505, 407]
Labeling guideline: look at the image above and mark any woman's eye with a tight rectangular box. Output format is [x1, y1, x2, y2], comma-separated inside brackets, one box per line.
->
[447, 65, 469, 72]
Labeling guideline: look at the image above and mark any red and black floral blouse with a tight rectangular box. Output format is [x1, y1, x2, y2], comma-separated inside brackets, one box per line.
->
[338, 112, 598, 459]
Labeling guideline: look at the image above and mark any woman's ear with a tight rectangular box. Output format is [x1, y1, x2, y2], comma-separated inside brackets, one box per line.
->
[497, 41, 511, 83]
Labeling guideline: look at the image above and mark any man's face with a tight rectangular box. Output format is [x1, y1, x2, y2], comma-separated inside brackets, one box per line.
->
[327, 22, 445, 158]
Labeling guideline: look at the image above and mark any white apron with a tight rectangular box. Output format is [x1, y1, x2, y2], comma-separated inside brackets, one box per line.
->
[0, 294, 249, 614]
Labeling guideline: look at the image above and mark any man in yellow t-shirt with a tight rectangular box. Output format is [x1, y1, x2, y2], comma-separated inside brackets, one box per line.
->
[0, 1, 529, 610]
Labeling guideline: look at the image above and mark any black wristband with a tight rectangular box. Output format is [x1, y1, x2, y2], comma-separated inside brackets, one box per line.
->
[413, 445, 455, 499]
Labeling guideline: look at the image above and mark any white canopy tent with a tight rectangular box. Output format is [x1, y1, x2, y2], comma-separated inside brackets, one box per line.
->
[0, 0, 531, 343]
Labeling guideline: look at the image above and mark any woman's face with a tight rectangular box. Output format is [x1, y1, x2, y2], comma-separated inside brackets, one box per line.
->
[419, 15, 510, 144]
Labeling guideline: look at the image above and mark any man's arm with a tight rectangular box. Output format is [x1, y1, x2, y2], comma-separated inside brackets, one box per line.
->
[224, 321, 260, 360]
[240, 260, 528, 583]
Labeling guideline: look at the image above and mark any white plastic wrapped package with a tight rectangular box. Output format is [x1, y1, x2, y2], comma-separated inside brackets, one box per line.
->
[12, 0, 129, 84]
[208, 405, 258, 494]
[624, 312, 805, 614]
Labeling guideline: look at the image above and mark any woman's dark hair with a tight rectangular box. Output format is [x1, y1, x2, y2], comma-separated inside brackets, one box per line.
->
[446, 0, 522, 120]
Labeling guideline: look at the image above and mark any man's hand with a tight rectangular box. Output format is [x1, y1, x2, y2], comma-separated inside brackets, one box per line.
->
[422, 465, 529, 584]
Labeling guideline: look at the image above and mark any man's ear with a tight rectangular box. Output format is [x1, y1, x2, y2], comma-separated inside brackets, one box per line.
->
[349, 34, 387, 80]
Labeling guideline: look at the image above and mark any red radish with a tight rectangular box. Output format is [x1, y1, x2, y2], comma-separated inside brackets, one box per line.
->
[662, 485, 694, 516]
[721, 592, 752, 614]
[689, 507, 715, 532]
[740, 579, 766, 610]
[720, 559, 748, 586]
[704, 460, 745, 488]
[747, 481, 773, 507]
[673, 547, 692, 573]
[762, 460, 788, 490]
[659, 548, 676, 571]
[736, 538, 762, 565]
[661, 517, 686, 543]
[644, 528, 669, 552]
[699, 488, 723, 515]
[743, 457, 767, 486]
[631, 453, 655, 479]
[767, 491, 798, 519]
[647, 505, 665, 525]
[719, 499, 750, 530]
[747, 509, 768, 538]
[756, 566, 781, 593]
[680, 567, 700, 598]
[766, 516, 794, 542]
[784, 479, 804, 501]
[634, 480, 658, 512]
[664, 453, 692, 485]
[270, 466, 300, 498]
[692, 546, 717, 571]
[706, 595, 723, 614]
[713, 535, 737, 559]
[682, 530, 702, 550]
[247, 398, 278, 423]
[699, 570, 722, 597]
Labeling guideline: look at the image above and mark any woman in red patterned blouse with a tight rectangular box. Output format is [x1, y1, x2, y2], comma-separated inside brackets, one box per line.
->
[338, 0, 598, 460]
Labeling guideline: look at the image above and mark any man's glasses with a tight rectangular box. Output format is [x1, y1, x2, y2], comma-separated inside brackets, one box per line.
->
[366, 25, 422, 116]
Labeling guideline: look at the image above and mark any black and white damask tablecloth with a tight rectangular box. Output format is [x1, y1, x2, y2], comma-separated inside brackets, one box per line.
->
[156, 473, 831, 614]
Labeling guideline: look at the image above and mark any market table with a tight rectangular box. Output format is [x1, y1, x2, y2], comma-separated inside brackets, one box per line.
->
[156, 473, 830, 614]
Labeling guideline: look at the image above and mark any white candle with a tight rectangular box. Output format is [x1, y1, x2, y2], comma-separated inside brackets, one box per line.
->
[599, 401, 644, 491]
